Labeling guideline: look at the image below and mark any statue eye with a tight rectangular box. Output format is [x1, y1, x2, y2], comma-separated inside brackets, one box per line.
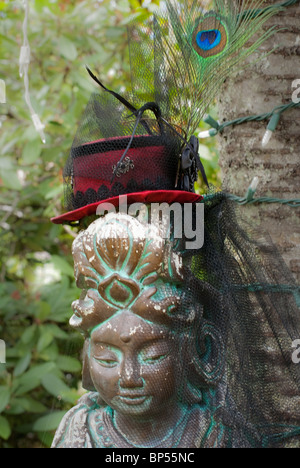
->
[141, 345, 169, 364]
[94, 354, 119, 367]
[143, 354, 167, 364]
[95, 357, 119, 368]
[93, 345, 119, 368]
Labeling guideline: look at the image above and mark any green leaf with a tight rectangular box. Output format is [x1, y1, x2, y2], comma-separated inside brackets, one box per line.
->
[0, 169, 22, 191]
[13, 377, 40, 397]
[57, 355, 81, 373]
[41, 373, 71, 399]
[38, 431, 54, 448]
[0, 416, 11, 440]
[44, 324, 68, 340]
[39, 346, 59, 363]
[58, 36, 78, 61]
[24, 398, 47, 413]
[41, 374, 79, 404]
[36, 301, 51, 321]
[33, 411, 66, 432]
[14, 362, 56, 396]
[105, 26, 126, 39]
[0, 33, 17, 44]
[21, 324, 38, 345]
[37, 331, 54, 353]
[22, 139, 42, 164]
[0, 386, 10, 413]
[44, 184, 63, 201]
[9, 396, 47, 414]
[50, 255, 74, 277]
[13, 352, 32, 377]
[70, 71, 95, 92]
[0, 156, 14, 170]
[60, 389, 80, 405]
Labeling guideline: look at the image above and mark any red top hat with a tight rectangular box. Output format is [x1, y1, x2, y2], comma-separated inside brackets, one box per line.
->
[51, 92, 203, 225]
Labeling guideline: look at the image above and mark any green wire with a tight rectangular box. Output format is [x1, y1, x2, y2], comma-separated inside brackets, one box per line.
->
[203, 186, 300, 208]
[227, 193, 300, 208]
[204, 101, 300, 135]
[202, 100, 300, 208]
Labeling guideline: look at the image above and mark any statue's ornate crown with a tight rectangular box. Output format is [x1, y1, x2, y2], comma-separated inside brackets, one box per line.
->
[70, 211, 186, 332]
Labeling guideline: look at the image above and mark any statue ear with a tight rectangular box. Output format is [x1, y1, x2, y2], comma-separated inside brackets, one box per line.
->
[188, 321, 225, 388]
[81, 338, 97, 392]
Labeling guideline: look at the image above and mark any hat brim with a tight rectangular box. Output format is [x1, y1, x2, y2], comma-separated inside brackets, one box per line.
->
[51, 190, 203, 224]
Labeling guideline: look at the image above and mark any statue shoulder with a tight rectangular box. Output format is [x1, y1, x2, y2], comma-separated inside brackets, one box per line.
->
[51, 392, 106, 448]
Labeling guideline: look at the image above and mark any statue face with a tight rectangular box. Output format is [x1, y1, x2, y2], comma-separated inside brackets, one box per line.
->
[89, 310, 178, 417]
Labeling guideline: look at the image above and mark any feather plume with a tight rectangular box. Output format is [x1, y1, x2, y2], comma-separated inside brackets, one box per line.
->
[129, 0, 282, 137]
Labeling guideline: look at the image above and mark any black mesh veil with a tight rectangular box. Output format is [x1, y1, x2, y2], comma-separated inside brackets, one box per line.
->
[177, 193, 300, 447]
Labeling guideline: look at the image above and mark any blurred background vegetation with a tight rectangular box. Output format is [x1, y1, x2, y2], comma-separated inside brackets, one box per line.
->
[0, 0, 220, 448]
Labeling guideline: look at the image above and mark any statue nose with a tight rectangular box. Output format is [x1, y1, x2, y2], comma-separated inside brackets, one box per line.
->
[119, 358, 144, 389]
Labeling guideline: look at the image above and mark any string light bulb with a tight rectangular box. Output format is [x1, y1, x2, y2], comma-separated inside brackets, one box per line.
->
[249, 176, 259, 192]
[262, 112, 281, 148]
[245, 177, 259, 202]
[20, 0, 46, 144]
[19, 45, 30, 78]
[31, 114, 46, 144]
[198, 128, 218, 139]
[198, 114, 220, 138]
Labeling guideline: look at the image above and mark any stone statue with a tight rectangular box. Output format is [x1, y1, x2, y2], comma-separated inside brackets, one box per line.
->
[52, 208, 257, 448]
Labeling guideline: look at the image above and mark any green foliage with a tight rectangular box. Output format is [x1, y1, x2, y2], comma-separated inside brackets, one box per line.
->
[0, 0, 219, 448]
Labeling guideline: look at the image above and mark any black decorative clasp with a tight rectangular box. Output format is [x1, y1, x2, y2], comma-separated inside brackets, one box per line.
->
[178, 136, 208, 192]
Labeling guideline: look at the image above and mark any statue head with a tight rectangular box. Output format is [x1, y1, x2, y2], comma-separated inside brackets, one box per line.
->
[88, 309, 178, 418]
[70, 208, 225, 417]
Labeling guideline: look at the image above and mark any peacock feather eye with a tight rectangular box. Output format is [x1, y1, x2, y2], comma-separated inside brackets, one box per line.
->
[196, 29, 222, 51]
[192, 14, 228, 59]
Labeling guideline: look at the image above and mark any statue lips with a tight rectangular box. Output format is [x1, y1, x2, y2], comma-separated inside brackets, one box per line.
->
[114, 393, 151, 407]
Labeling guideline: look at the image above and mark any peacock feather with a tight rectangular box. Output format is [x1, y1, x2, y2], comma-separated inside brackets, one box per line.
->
[129, 0, 282, 137]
